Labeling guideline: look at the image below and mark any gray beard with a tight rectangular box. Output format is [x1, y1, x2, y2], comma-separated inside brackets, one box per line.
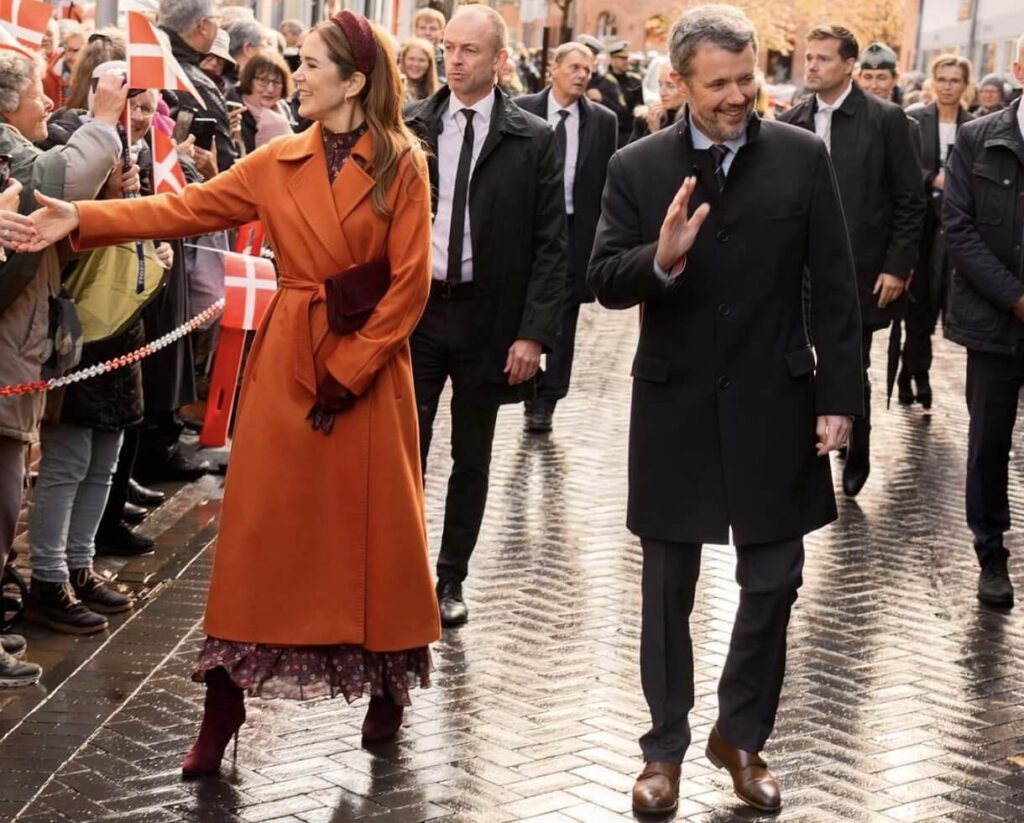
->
[691, 107, 751, 143]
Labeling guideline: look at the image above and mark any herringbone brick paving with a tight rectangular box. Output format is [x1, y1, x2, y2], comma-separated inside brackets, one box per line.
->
[8, 305, 1024, 822]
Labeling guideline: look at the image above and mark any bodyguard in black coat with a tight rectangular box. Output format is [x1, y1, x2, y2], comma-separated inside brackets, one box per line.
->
[779, 27, 924, 498]
[403, 6, 566, 628]
[588, 8, 861, 815]
[516, 43, 618, 431]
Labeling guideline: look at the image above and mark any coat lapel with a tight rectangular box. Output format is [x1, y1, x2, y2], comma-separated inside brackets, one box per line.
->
[281, 124, 351, 271]
[576, 95, 593, 177]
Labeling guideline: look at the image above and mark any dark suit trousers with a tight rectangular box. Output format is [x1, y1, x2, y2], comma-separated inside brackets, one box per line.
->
[902, 267, 938, 376]
[537, 215, 580, 404]
[411, 296, 501, 583]
[966, 349, 1024, 564]
[639, 537, 804, 763]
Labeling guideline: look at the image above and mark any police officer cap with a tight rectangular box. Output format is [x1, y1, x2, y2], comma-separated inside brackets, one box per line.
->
[578, 34, 604, 56]
[608, 40, 630, 56]
[859, 43, 898, 71]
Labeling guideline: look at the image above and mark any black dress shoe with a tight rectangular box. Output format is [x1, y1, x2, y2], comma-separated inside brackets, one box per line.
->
[524, 400, 554, 434]
[94, 523, 156, 557]
[436, 578, 468, 627]
[135, 452, 213, 483]
[127, 478, 165, 507]
[978, 552, 1014, 607]
[122, 502, 148, 525]
[913, 372, 932, 410]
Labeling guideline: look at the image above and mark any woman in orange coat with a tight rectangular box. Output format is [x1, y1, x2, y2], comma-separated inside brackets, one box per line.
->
[23, 12, 440, 778]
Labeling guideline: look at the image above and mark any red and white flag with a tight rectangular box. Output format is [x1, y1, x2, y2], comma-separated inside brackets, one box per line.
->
[125, 11, 205, 106]
[152, 128, 186, 196]
[0, 0, 53, 49]
[222, 251, 277, 331]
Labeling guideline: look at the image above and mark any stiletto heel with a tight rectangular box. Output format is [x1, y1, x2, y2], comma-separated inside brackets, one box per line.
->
[181, 668, 246, 779]
[233, 731, 239, 761]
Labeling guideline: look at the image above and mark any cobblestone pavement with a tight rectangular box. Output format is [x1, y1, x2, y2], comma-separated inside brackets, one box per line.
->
[4, 305, 1024, 823]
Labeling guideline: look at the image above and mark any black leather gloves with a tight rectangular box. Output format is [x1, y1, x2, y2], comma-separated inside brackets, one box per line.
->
[306, 373, 355, 435]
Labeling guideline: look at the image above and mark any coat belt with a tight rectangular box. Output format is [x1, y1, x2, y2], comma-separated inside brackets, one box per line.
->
[273, 278, 327, 397]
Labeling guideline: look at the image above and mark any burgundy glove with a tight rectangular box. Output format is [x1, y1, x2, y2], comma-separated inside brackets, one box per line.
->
[306, 373, 355, 435]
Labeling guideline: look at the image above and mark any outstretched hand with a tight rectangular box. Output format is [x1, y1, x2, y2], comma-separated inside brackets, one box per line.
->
[16, 191, 80, 254]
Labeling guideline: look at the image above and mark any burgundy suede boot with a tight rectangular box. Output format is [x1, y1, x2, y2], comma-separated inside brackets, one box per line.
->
[361, 694, 404, 741]
[181, 667, 246, 778]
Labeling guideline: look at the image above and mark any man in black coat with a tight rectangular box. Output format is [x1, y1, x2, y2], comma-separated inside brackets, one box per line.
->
[780, 25, 924, 497]
[404, 6, 565, 628]
[516, 42, 617, 433]
[903, 55, 972, 407]
[942, 39, 1024, 609]
[579, 35, 630, 146]
[608, 41, 645, 147]
[158, 0, 238, 175]
[588, 6, 862, 815]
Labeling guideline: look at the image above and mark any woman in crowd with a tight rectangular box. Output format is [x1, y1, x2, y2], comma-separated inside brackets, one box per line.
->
[64, 29, 125, 111]
[238, 51, 295, 154]
[23, 11, 439, 778]
[628, 57, 685, 143]
[498, 57, 524, 97]
[0, 54, 127, 683]
[397, 37, 438, 103]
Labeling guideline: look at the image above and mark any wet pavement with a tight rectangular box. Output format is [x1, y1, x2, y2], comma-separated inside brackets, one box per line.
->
[4, 305, 1024, 823]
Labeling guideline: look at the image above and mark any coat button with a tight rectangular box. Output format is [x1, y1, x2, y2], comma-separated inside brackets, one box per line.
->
[718, 376, 731, 389]
[717, 230, 730, 243]
[718, 303, 731, 317]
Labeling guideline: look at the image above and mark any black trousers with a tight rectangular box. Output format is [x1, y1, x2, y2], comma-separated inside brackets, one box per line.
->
[535, 300, 580, 404]
[99, 425, 139, 532]
[966, 348, 1024, 564]
[902, 270, 938, 377]
[411, 296, 501, 583]
[848, 327, 873, 458]
[639, 536, 804, 763]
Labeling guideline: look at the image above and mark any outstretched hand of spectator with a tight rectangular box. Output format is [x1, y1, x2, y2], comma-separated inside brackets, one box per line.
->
[16, 191, 79, 254]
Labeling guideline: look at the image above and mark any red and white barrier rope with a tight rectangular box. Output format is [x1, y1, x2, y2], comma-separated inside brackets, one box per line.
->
[0, 299, 225, 398]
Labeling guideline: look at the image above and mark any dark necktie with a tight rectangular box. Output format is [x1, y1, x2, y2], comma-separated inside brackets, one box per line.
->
[709, 143, 729, 192]
[446, 108, 475, 283]
[554, 109, 569, 170]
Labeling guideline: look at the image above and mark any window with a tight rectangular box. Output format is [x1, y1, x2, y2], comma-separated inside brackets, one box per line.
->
[596, 12, 617, 38]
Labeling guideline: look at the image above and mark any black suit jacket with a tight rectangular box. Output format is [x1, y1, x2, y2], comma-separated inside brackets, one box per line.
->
[405, 87, 567, 400]
[515, 89, 617, 303]
[780, 84, 925, 329]
[587, 113, 863, 545]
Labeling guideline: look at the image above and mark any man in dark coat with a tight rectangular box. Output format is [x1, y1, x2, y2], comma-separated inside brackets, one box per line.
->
[608, 40, 645, 146]
[579, 35, 630, 146]
[780, 25, 924, 497]
[903, 55, 972, 407]
[588, 6, 862, 815]
[516, 42, 617, 433]
[405, 6, 565, 628]
[942, 38, 1024, 608]
[158, 0, 237, 174]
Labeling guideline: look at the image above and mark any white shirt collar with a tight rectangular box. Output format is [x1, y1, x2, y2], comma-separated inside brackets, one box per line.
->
[816, 81, 853, 113]
[546, 91, 580, 119]
[1017, 99, 1024, 142]
[688, 111, 747, 155]
[447, 88, 496, 124]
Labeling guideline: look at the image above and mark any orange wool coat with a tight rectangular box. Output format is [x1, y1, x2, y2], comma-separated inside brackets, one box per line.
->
[74, 125, 441, 651]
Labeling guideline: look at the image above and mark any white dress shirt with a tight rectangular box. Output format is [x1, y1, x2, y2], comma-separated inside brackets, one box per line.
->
[814, 81, 854, 153]
[431, 90, 495, 283]
[1018, 99, 1024, 141]
[546, 94, 580, 215]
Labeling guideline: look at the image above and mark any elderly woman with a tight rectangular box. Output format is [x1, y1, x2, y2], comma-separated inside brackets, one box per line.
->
[397, 37, 438, 103]
[238, 51, 295, 154]
[0, 52, 128, 684]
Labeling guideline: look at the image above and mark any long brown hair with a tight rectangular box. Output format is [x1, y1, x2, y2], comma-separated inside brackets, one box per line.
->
[398, 37, 438, 102]
[315, 18, 423, 219]
[65, 28, 125, 110]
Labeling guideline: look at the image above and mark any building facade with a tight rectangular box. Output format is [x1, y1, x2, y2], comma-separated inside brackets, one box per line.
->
[916, 0, 1024, 79]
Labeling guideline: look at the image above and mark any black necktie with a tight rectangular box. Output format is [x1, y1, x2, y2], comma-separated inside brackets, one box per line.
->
[447, 108, 475, 283]
[554, 109, 569, 170]
[710, 143, 729, 192]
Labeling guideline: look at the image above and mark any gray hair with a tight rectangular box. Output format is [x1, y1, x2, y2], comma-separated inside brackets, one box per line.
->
[668, 4, 758, 78]
[0, 54, 39, 115]
[1017, 33, 1024, 62]
[227, 19, 270, 58]
[159, 0, 214, 36]
[553, 42, 592, 65]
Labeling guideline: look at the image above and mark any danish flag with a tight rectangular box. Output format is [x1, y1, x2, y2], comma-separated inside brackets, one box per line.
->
[0, 18, 35, 58]
[125, 11, 205, 106]
[152, 128, 186, 195]
[222, 251, 277, 331]
[0, 0, 53, 49]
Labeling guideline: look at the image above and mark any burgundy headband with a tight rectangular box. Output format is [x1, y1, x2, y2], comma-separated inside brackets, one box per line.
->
[331, 10, 377, 77]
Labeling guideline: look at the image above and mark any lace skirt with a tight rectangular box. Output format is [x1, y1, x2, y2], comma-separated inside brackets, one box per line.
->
[193, 636, 432, 703]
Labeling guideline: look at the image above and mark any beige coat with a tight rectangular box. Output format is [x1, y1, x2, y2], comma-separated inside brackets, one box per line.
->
[0, 122, 119, 443]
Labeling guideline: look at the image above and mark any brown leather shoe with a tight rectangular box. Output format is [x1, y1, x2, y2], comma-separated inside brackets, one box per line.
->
[705, 725, 781, 812]
[631, 761, 680, 813]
